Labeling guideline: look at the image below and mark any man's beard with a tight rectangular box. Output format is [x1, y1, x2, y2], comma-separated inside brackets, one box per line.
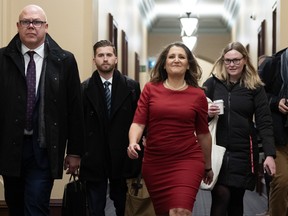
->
[99, 64, 114, 73]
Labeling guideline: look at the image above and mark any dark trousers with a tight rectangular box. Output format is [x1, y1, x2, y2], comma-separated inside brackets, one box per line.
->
[2, 136, 54, 216]
[86, 178, 127, 216]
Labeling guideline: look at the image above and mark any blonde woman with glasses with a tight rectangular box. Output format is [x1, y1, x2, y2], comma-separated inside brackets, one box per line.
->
[203, 42, 276, 216]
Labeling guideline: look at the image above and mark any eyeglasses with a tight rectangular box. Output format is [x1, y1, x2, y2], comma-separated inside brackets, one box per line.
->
[19, 20, 46, 28]
[223, 57, 243, 65]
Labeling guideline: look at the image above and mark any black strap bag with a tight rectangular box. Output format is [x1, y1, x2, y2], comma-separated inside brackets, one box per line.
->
[62, 174, 87, 216]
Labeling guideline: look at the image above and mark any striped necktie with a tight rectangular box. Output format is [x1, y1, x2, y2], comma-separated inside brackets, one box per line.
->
[104, 81, 111, 116]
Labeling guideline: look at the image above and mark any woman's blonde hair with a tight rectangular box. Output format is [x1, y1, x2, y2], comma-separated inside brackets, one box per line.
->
[212, 41, 263, 89]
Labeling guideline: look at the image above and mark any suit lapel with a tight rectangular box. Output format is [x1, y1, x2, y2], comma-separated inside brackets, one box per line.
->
[85, 70, 132, 122]
[8, 51, 26, 78]
[86, 72, 107, 120]
[110, 71, 131, 119]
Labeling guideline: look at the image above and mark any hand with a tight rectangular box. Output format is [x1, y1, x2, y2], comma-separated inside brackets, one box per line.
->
[208, 103, 220, 118]
[127, 143, 141, 159]
[63, 155, 80, 175]
[202, 169, 214, 185]
[263, 156, 276, 176]
[142, 136, 147, 147]
[278, 98, 288, 114]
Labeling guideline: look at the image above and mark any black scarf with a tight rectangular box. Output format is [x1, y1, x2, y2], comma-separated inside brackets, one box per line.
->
[38, 54, 47, 148]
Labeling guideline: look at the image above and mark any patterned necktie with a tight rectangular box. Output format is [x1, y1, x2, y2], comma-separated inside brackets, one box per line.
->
[25, 51, 36, 130]
[104, 81, 111, 116]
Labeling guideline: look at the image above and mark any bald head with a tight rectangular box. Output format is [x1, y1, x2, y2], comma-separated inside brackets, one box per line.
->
[17, 4, 48, 49]
[19, 5, 47, 22]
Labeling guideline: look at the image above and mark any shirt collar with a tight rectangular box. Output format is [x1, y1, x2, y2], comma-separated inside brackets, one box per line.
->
[100, 76, 113, 85]
[21, 43, 45, 58]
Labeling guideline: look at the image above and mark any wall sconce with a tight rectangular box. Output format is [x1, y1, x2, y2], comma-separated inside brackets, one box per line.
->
[180, 12, 198, 36]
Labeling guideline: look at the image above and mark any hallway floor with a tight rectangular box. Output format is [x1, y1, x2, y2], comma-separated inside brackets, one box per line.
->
[105, 189, 268, 216]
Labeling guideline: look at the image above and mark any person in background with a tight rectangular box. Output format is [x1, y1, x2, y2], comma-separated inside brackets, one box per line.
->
[0, 4, 84, 216]
[259, 47, 288, 216]
[79, 40, 141, 216]
[256, 55, 273, 216]
[127, 41, 213, 216]
[202, 42, 276, 216]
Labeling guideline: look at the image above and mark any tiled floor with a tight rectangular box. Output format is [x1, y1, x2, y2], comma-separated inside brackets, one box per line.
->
[106, 189, 268, 216]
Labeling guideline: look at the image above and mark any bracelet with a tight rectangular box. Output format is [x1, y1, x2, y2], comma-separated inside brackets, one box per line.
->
[205, 168, 212, 172]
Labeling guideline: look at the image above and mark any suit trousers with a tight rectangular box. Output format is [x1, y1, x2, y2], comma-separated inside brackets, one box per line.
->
[269, 145, 288, 216]
[2, 136, 54, 216]
[86, 178, 127, 216]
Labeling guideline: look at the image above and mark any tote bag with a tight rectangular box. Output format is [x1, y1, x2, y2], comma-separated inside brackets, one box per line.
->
[200, 98, 226, 190]
[125, 174, 156, 216]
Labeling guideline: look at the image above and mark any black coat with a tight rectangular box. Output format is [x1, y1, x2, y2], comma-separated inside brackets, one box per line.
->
[0, 33, 85, 179]
[79, 70, 141, 181]
[203, 76, 275, 190]
[259, 48, 288, 146]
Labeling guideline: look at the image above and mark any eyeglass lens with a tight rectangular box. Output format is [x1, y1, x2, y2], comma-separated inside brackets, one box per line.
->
[224, 58, 242, 65]
[20, 20, 46, 27]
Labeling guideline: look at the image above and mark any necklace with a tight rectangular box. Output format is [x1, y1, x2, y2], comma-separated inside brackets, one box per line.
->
[165, 79, 187, 91]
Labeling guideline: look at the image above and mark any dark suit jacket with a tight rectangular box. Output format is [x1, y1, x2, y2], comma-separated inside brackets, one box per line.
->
[0, 33, 85, 178]
[259, 48, 288, 146]
[80, 70, 141, 181]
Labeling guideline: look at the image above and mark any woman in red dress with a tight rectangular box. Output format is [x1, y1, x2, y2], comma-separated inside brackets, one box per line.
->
[127, 42, 213, 216]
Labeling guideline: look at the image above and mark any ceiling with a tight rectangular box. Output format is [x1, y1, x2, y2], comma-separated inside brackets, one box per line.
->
[139, 0, 240, 34]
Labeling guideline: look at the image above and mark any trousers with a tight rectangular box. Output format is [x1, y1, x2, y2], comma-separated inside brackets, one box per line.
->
[2, 136, 54, 216]
[269, 145, 288, 216]
[86, 178, 127, 216]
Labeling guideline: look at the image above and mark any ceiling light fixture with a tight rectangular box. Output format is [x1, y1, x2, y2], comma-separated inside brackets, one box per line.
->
[180, 12, 198, 36]
[182, 34, 197, 51]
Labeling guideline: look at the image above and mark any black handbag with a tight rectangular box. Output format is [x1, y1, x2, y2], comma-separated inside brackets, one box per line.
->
[62, 174, 87, 216]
